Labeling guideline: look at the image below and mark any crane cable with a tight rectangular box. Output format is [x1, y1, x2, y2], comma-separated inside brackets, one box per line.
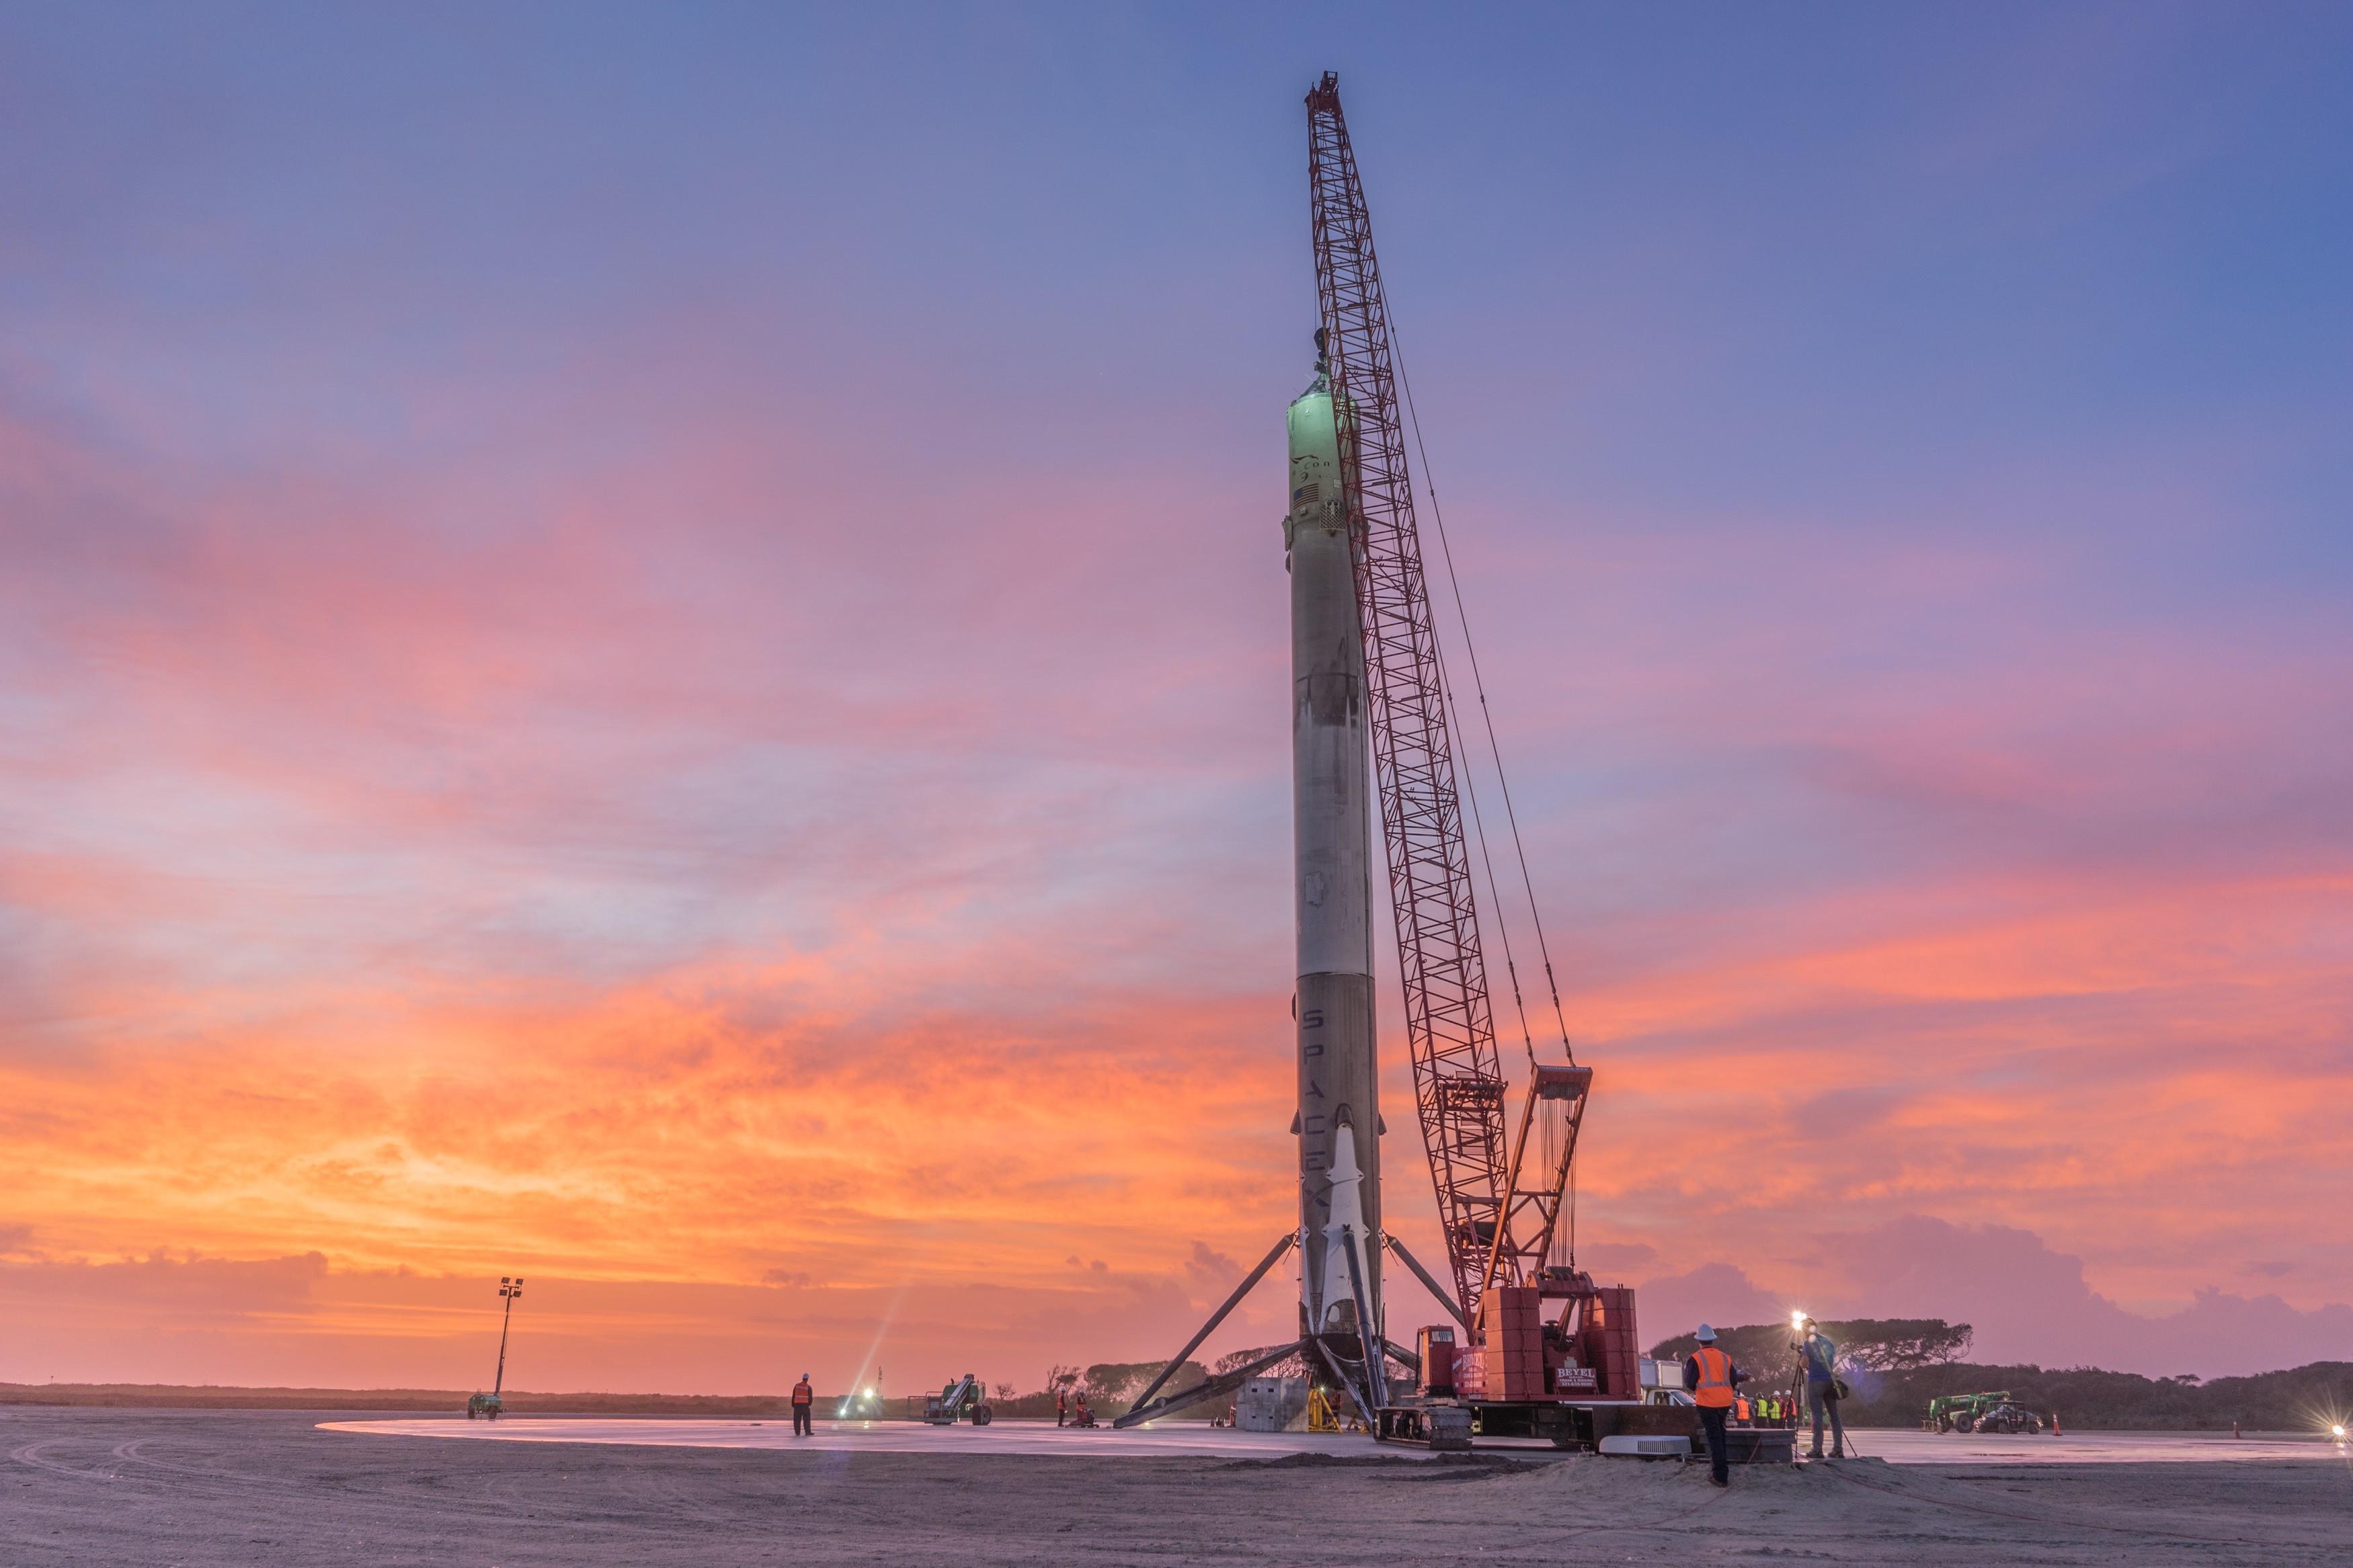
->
[1390, 327, 1579, 1270]
[1390, 336, 1577, 1069]
[1354, 342, 1537, 1073]
[1431, 606, 1540, 1073]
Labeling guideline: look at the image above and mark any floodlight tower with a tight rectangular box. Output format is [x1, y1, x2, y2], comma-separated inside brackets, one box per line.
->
[493, 1276, 524, 1398]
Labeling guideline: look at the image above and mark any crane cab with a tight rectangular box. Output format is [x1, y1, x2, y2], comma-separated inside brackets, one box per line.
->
[1416, 1325, 1458, 1398]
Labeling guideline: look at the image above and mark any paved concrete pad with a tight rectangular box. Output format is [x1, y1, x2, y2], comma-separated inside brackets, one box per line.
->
[327, 1415, 2353, 1467]
[320, 1419, 1402, 1457]
[321, 1416, 1426, 1460]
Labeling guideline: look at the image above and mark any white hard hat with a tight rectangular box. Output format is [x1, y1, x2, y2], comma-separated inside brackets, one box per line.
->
[1694, 1324, 1718, 1343]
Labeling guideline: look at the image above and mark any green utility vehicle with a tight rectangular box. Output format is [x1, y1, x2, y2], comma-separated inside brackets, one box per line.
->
[922, 1373, 993, 1426]
[1925, 1391, 2044, 1434]
[466, 1391, 504, 1420]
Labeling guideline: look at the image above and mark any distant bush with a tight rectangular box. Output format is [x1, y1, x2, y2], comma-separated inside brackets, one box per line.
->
[990, 1359, 1213, 1419]
[1651, 1318, 1973, 1383]
[1638, 1326, 2353, 1431]
[1215, 1344, 1311, 1378]
[1837, 1360, 2353, 1431]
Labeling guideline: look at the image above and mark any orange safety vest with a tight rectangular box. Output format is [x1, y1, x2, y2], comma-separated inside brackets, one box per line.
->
[1691, 1346, 1735, 1409]
[792, 1382, 813, 1406]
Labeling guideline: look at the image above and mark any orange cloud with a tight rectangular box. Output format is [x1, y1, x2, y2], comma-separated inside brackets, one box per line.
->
[3, 200, 2348, 1391]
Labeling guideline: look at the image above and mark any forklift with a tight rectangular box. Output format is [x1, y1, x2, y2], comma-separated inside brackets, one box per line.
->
[1926, 1391, 2046, 1434]
[922, 1372, 994, 1426]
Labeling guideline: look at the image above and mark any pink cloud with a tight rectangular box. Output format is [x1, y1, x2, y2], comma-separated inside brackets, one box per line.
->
[2, 106, 2348, 1397]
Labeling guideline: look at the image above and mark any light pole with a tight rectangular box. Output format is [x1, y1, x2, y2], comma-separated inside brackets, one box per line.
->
[493, 1276, 524, 1399]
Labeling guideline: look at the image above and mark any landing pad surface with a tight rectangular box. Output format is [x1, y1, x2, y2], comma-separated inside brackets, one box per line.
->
[321, 1416, 1479, 1460]
[323, 1415, 2352, 1467]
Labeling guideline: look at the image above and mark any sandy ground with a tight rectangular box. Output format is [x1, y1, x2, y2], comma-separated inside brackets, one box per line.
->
[5, 1407, 2348, 1566]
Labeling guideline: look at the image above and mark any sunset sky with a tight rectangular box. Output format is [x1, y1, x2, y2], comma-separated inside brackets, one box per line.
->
[3, 4, 2348, 1395]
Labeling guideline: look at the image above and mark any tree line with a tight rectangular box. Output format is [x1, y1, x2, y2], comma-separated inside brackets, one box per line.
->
[1648, 1319, 2353, 1430]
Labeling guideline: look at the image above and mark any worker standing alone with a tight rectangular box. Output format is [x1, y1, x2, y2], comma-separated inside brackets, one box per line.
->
[1056, 1387, 1068, 1427]
[1683, 1324, 1745, 1487]
[1798, 1317, 1845, 1459]
[791, 1373, 814, 1437]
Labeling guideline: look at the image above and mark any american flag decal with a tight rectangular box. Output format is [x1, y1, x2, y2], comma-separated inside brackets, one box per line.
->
[1293, 482, 1320, 505]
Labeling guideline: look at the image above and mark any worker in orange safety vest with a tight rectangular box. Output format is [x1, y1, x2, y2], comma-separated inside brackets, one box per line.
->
[791, 1373, 814, 1436]
[1682, 1324, 1746, 1487]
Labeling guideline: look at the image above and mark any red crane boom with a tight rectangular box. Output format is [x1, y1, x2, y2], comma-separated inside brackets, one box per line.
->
[1111, 76, 1613, 1435]
[1306, 74, 1522, 1319]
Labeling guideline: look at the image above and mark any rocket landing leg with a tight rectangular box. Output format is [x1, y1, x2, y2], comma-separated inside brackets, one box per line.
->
[1112, 1241, 1400, 1430]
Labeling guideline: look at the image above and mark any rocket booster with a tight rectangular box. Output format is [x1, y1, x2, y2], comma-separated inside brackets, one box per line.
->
[1286, 337, 1382, 1342]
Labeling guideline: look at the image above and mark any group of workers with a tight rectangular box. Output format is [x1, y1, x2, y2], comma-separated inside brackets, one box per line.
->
[1681, 1317, 1847, 1487]
[789, 1373, 1103, 1429]
[779, 1375, 1117, 1432]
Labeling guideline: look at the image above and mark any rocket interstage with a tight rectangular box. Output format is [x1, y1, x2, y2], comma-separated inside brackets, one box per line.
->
[1287, 345, 1382, 1344]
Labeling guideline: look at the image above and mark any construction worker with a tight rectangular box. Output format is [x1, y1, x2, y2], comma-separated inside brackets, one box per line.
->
[1056, 1387, 1068, 1427]
[1682, 1324, 1745, 1487]
[790, 1374, 815, 1436]
[1798, 1318, 1845, 1458]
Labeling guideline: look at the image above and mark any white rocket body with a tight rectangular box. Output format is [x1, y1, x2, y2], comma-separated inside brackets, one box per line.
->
[1286, 358, 1382, 1344]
